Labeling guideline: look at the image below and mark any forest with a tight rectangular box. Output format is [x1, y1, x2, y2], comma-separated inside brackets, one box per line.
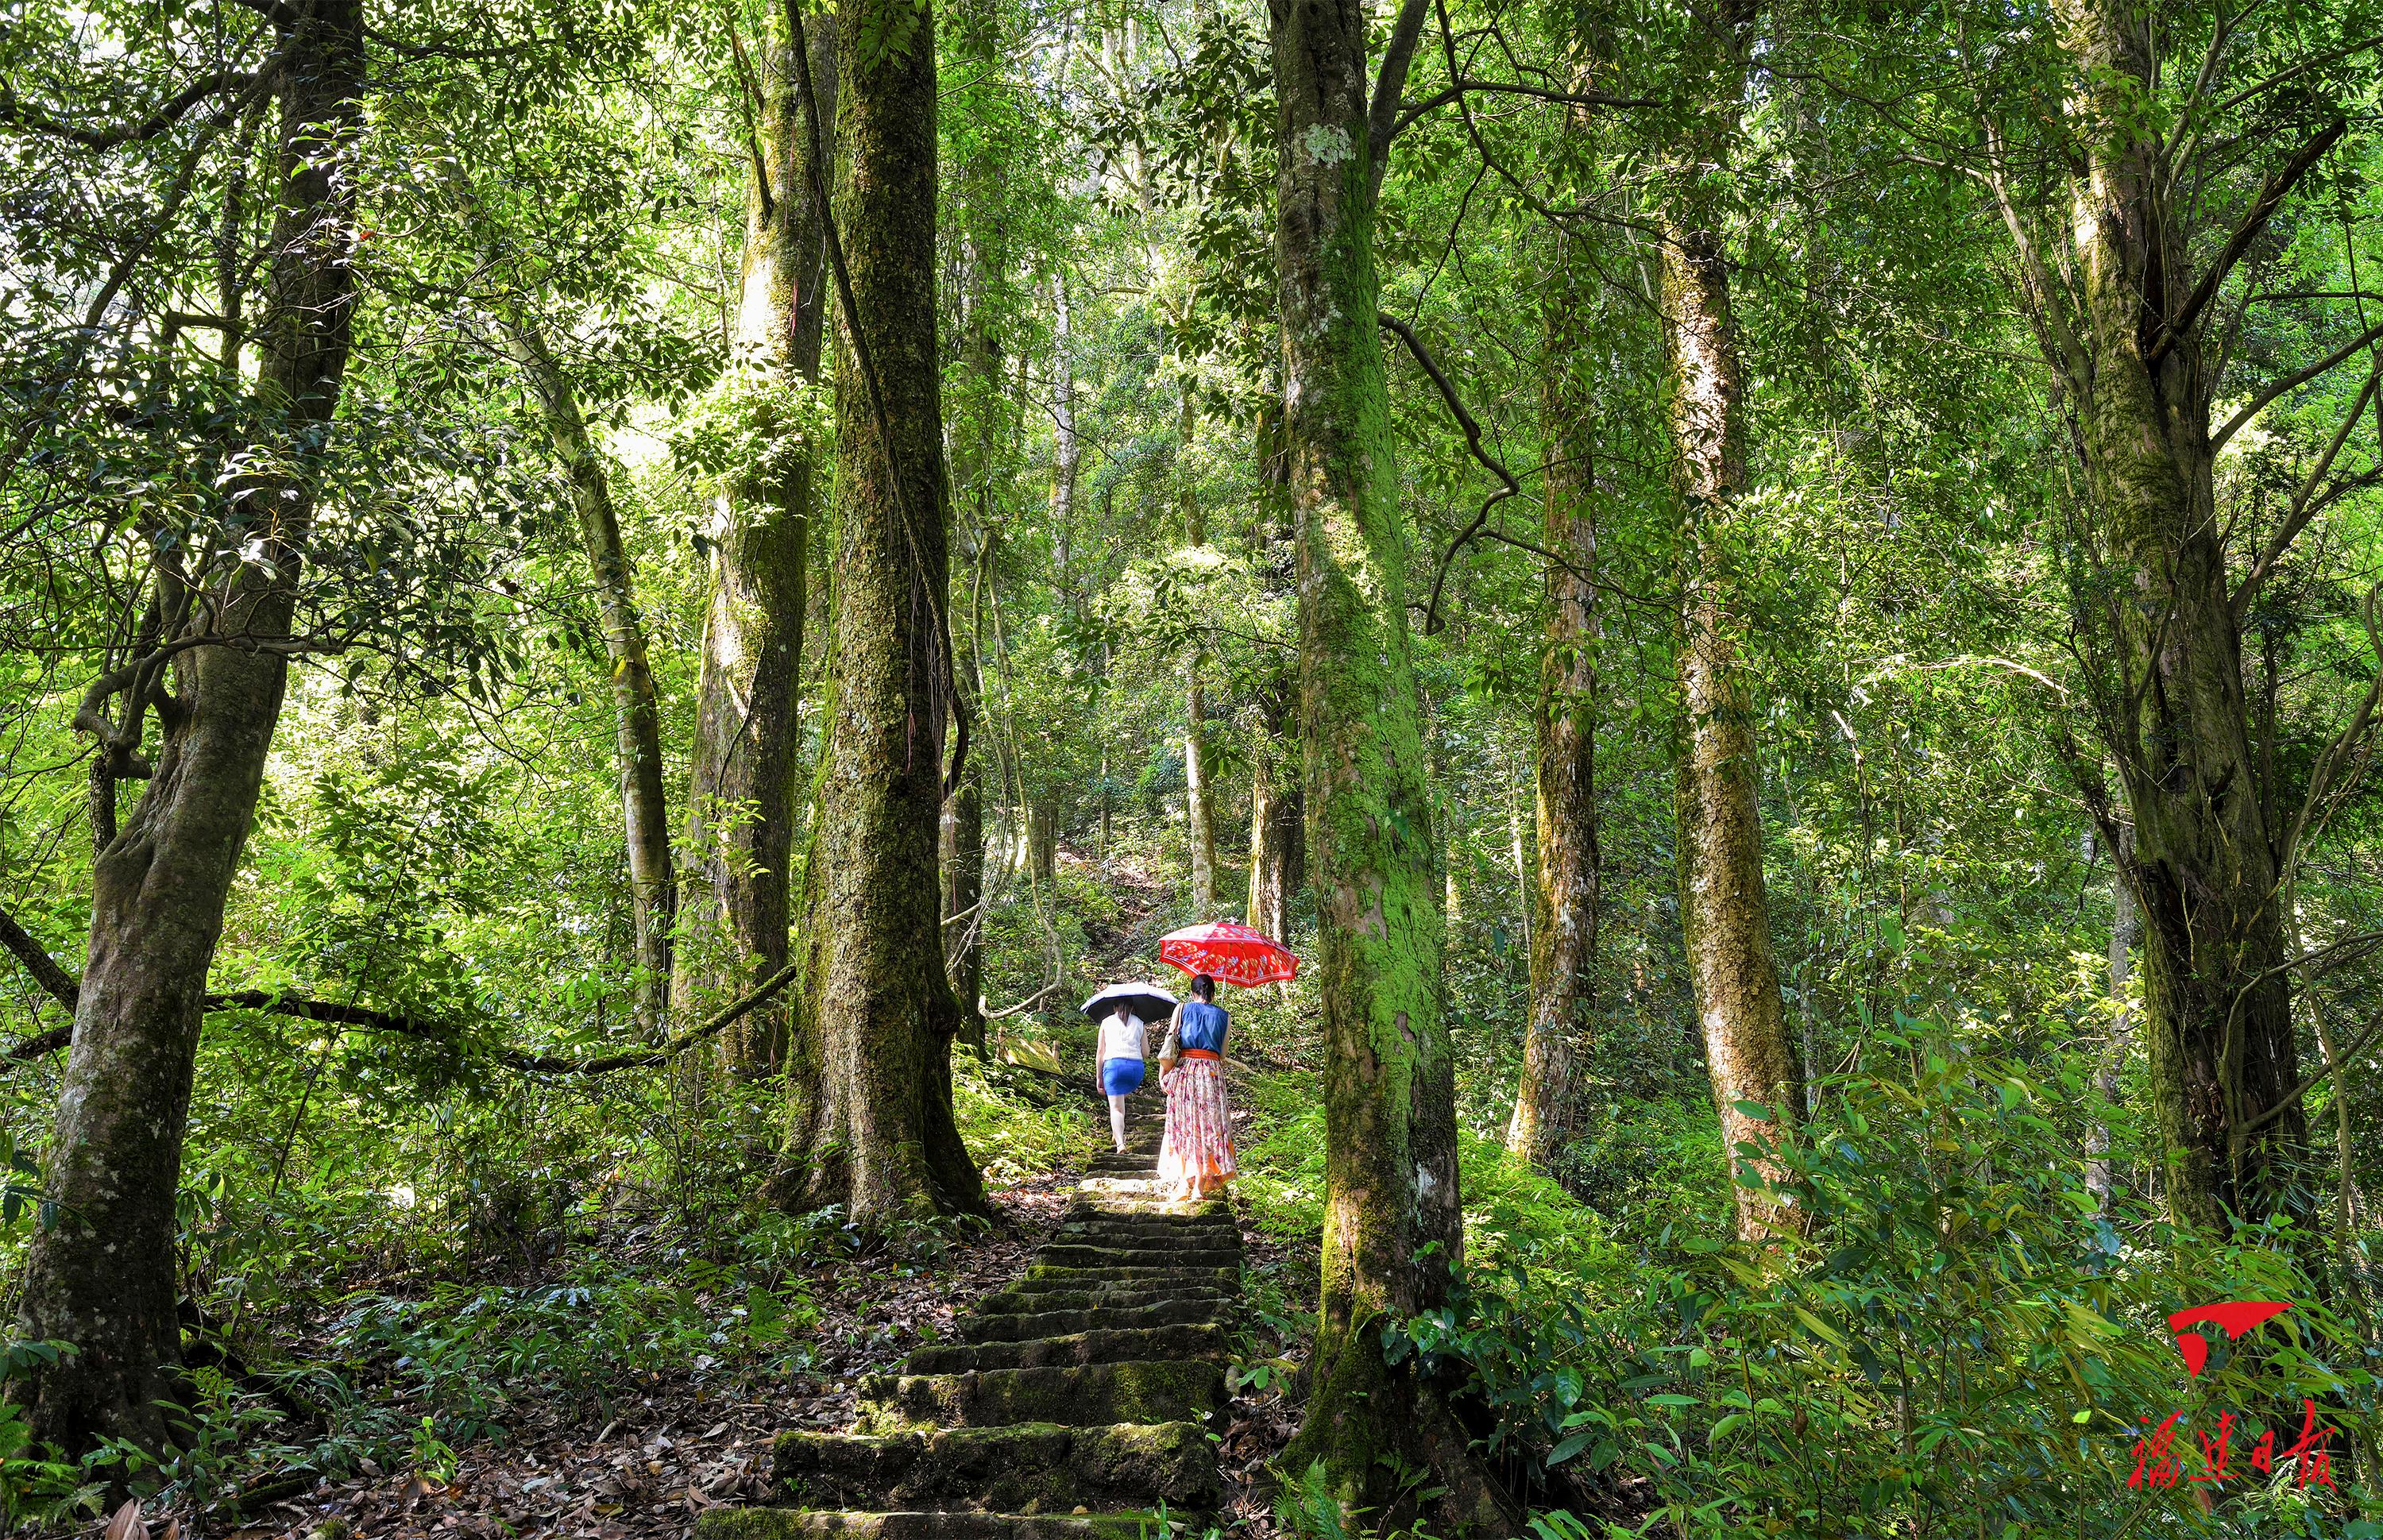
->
[4, 0, 2383, 1533]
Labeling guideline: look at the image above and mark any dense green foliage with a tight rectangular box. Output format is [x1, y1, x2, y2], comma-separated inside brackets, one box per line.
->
[6, 0, 2383, 1532]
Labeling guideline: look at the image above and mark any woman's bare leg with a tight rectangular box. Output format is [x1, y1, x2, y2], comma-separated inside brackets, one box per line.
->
[1108, 1094, 1129, 1152]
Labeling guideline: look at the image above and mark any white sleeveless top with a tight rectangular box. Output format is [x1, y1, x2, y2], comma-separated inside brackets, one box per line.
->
[1099, 1010, 1147, 1063]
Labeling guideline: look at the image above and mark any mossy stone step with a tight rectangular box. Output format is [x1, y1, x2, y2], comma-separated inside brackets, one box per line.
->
[771, 1420, 1218, 1512]
[904, 1322, 1230, 1374]
[855, 1360, 1226, 1431]
[1033, 1244, 1241, 1270]
[976, 1284, 1233, 1315]
[700, 1510, 1160, 1539]
[963, 1299, 1231, 1342]
[1064, 1193, 1234, 1218]
[1023, 1264, 1238, 1289]
[1051, 1223, 1241, 1249]
[1002, 1277, 1233, 1303]
[1068, 1220, 1249, 1239]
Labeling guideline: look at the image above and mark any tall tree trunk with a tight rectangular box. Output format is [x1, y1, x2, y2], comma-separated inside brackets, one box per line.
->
[499, 318, 674, 1034]
[1509, 190, 1601, 1173]
[1659, 0, 1801, 1241]
[1180, 387, 1219, 914]
[1266, 0, 1506, 1528]
[941, 0, 1000, 1051]
[1507, 785, 1533, 967]
[774, 0, 982, 1223]
[674, 14, 836, 1073]
[1246, 396, 1303, 940]
[2088, 821, 2136, 1212]
[2053, 0, 2306, 1230]
[942, 524, 987, 1049]
[12, 0, 362, 1456]
[2283, 885, 2358, 1276]
[1026, 802, 1056, 883]
[1050, 272, 1079, 565]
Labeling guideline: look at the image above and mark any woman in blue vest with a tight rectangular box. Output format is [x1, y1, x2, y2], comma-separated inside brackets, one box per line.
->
[1157, 973, 1237, 1199]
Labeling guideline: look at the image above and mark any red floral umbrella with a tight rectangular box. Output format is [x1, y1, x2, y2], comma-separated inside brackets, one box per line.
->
[1157, 921, 1299, 987]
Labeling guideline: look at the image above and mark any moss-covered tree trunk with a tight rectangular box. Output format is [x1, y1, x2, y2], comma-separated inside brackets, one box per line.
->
[1658, 0, 1802, 1241]
[500, 318, 674, 1034]
[774, 0, 983, 1224]
[2054, 0, 2305, 1230]
[940, 0, 1000, 1051]
[2088, 820, 2136, 1213]
[941, 524, 987, 1047]
[674, 12, 836, 1072]
[1179, 388, 1220, 914]
[1266, 0, 1506, 1528]
[1509, 227, 1599, 1168]
[1246, 396, 1303, 938]
[11, 0, 362, 1456]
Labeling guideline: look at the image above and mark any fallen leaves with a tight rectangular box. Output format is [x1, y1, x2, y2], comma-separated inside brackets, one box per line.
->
[91, 1182, 1072, 1540]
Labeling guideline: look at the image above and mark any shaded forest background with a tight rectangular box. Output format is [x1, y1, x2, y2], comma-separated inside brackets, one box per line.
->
[6, 0, 2383, 1533]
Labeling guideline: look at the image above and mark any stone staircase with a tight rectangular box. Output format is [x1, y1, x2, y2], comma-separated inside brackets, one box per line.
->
[700, 1117, 1240, 1540]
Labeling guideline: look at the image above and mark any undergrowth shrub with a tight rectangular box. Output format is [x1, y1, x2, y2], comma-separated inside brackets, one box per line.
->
[1388, 1029, 2383, 1536]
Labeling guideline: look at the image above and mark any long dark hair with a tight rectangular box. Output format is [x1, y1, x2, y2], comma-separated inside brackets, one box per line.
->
[1192, 973, 1216, 1002]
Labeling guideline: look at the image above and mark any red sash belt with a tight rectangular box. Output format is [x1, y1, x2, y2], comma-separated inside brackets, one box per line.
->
[1180, 1048, 1222, 1062]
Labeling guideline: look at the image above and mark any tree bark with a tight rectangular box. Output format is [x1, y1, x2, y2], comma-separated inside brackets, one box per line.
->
[1049, 272, 1079, 569]
[1026, 801, 1056, 883]
[2051, 0, 2307, 1230]
[1659, 0, 1802, 1241]
[1508, 234, 1599, 1165]
[11, 0, 362, 1457]
[941, 519, 986, 1049]
[1265, 0, 1507, 1528]
[941, 1, 1000, 1051]
[1180, 387, 1219, 915]
[1246, 396, 1304, 940]
[674, 12, 836, 1073]
[774, 0, 983, 1224]
[499, 317, 674, 1034]
[2087, 821, 2136, 1213]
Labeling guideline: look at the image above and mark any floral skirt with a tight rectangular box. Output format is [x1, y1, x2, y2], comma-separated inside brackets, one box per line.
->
[1157, 1057, 1238, 1195]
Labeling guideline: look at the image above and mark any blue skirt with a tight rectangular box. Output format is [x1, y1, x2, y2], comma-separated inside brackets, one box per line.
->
[1101, 1057, 1146, 1095]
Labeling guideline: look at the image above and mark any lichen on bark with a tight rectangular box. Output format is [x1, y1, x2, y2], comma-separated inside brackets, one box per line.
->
[674, 9, 837, 1076]
[769, 0, 982, 1226]
[12, 0, 365, 1460]
[1655, 0, 1804, 1242]
[1264, 0, 1509, 1528]
[2048, 0, 2307, 1232]
[1510, 221, 1601, 1170]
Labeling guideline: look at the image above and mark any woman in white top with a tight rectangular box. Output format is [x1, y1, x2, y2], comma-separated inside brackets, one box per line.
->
[1096, 1007, 1148, 1152]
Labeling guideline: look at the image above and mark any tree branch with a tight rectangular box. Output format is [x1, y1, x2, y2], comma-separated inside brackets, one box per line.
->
[2210, 29, 2383, 119]
[0, 905, 79, 1015]
[2212, 318, 2383, 453]
[0, 901, 801, 1075]
[2151, 119, 2345, 361]
[1377, 311, 1522, 635]
[2231, 358, 2381, 616]
[2276, 587, 2383, 885]
[1391, 76, 1655, 141]
[1366, 0, 1433, 199]
[0, 71, 261, 151]
[2235, 1003, 2383, 1141]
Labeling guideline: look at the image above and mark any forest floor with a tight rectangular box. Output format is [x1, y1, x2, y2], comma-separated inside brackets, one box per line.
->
[179, 843, 1322, 1540]
[212, 1174, 1073, 1540]
[198, 1153, 1318, 1540]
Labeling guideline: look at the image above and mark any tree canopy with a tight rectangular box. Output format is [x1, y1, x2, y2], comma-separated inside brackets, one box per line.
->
[6, 0, 2383, 1533]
